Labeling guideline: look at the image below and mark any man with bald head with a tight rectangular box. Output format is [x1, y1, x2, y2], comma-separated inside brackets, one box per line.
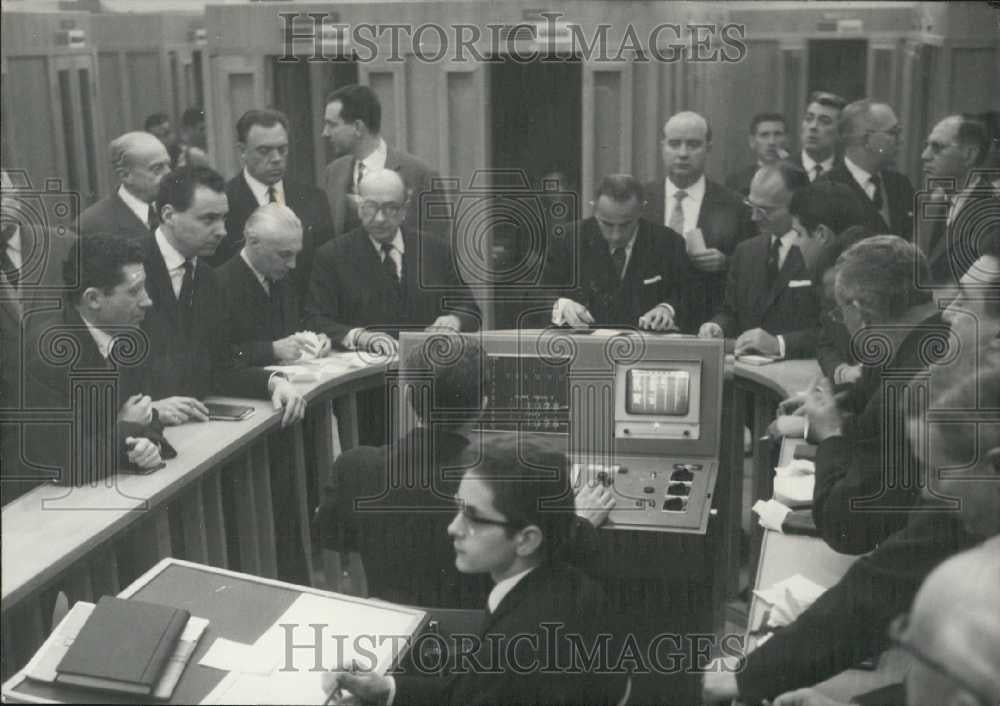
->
[80, 132, 172, 240]
[819, 100, 914, 239]
[700, 162, 819, 358]
[918, 114, 993, 287]
[216, 203, 331, 366]
[643, 110, 752, 327]
[305, 169, 478, 357]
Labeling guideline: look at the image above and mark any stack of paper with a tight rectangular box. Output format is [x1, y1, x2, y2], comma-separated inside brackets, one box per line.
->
[773, 458, 815, 507]
[753, 574, 828, 626]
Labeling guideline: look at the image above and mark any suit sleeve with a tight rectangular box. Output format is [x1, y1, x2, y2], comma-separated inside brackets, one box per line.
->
[779, 326, 818, 359]
[735, 514, 972, 705]
[816, 313, 851, 379]
[303, 244, 353, 344]
[711, 242, 742, 335]
[436, 240, 481, 332]
[209, 285, 273, 398]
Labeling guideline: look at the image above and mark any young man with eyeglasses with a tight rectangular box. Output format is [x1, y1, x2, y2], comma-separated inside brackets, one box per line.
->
[304, 169, 479, 359]
[818, 99, 915, 240]
[322, 433, 625, 706]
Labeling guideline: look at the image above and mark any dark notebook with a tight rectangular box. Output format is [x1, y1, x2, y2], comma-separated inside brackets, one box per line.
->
[55, 595, 190, 695]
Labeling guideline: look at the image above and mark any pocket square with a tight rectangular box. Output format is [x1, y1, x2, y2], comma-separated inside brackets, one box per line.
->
[789, 279, 812, 288]
[642, 275, 663, 285]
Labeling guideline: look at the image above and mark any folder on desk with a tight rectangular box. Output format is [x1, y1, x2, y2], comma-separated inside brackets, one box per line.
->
[53, 596, 190, 695]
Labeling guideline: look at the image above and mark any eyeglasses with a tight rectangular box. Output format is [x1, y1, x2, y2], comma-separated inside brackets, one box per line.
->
[887, 613, 993, 706]
[869, 125, 903, 140]
[359, 201, 403, 219]
[451, 496, 517, 536]
[743, 198, 783, 218]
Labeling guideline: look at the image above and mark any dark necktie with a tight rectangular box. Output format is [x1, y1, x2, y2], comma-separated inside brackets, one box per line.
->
[356, 162, 366, 193]
[767, 236, 782, 286]
[179, 259, 195, 309]
[147, 203, 160, 232]
[611, 247, 627, 280]
[267, 185, 277, 204]
[1, 224, 19, 288]
[870, 174, 884, 211]
[381, 242, 399, 288]
[813, 164, 823, 182]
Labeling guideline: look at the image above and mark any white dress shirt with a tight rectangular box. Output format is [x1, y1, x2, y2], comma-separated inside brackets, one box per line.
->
[118, 185, 154, 228]
[81, 315, 115, 360]
[771, 229, 800, 359]
[487, 567, 535, 613]
[800, 151, 835, 181]
[243, 168, 284, 207]
[662, 174, 706, 237]
[154, 227, 194, 299]
[843, 156, 877, 200]
[239, 248, 270, 295]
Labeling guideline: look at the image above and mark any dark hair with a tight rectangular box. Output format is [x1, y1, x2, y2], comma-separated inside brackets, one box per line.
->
[181, 107, 205, 129]
[144, 112, 170, 131]
[750, 112, 786, 135]
[462, 434, 576, 559]
[958, 114, 991, 167]
[813, 224, 873, 279]
[64, 234, 144, 306]
[403, 334, 486, 420]
[156, 165, 226, 214]
[806, 90, 847, 112]
[789, 181, 869, 234]
[594, 174, 645, 204]
[235, 108, 289, 143]
[326, 84, 382, 134]
[836, 235, 932, 320]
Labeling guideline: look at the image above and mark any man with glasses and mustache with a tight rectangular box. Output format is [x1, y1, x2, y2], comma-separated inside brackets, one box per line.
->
[819, 99, 915, 239]
[305, 169, 479, 358]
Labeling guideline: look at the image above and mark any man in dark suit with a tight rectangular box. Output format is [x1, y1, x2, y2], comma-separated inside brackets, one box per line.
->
[79, 132, 172, 240]
[2, 169, 80, 503]
[206, 109, 333, 307]
[141, 165, 305, 427]
[15, 235, 169, 503]
[325, 434, 625, 706]
[918, 114, 995, 287]
[322, 84, 444, 239]
[793, 91, 847, 181]
[643, 111, 753, 328]
[725, 112, 789, 197]
[700, 162, 819, 359]
[819, 99, 914, 239]
[216, 203, 331, 367]
[304, 169, 479, 358]
[545, 174, 691, 332]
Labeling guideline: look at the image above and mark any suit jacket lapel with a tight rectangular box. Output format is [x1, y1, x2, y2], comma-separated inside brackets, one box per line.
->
[142, 236, 180, 327]
[762, 245, 806, 312]
[112, 192, 146, 231]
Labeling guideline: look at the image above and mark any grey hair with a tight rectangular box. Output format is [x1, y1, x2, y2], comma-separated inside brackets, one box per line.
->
[244, 203, 303, 242]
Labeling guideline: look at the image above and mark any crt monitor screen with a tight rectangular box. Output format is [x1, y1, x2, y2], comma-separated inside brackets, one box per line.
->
[625, 369, 691, 416]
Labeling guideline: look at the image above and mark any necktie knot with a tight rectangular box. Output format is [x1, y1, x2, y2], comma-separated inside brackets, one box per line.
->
[611, 246, 627, 279]
[675, 190, 687, 202]
[147, 203, 160, 231]
[668, 190, 687, 234]
[869, 173, 884, 210]
[767, 236, 782, 285]
[179, 259, 195, 308]
[813, 164, 823, 180]
[356, 162, 367, 192]
[267, 185, 278, 204]
[381, 242, 399, 286]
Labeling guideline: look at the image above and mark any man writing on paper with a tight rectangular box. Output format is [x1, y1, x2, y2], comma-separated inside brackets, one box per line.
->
[305, 169, 478, 358]
[216, 203, 331, 367]
[545, 174, 690, 332]
[699, 162, 820, 359]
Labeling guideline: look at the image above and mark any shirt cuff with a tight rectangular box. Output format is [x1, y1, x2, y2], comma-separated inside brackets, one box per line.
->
[776, 334, 787, 360]
[656, 302, 675, 318]
[343, 327, 364, 350]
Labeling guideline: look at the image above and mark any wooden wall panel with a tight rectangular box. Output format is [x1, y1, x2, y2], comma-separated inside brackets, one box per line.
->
[948, 47, 1000, 113]
[4, 57, 59, 189]
[126, 51, 163, 132]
